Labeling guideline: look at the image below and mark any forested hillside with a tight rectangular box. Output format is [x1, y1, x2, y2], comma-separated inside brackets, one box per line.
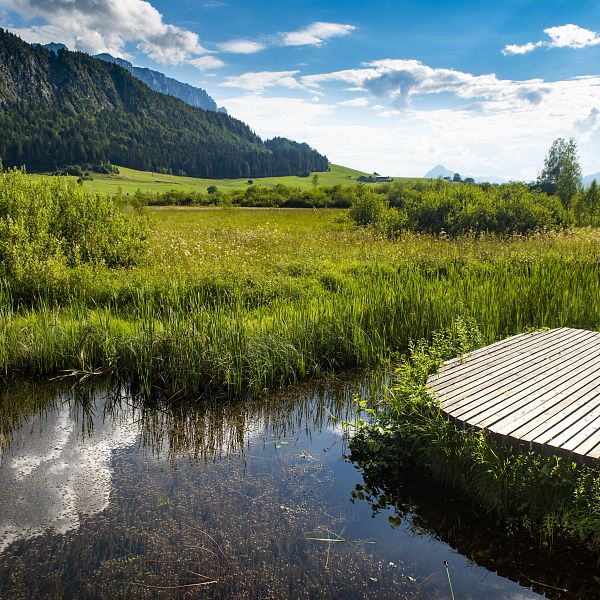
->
[0, 29, 328, 178]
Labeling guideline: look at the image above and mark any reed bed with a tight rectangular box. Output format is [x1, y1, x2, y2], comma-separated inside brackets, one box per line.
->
[1, 207, 600, 397]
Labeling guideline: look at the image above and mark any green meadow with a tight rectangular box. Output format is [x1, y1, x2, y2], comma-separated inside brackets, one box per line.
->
[33, 163, 423, 195]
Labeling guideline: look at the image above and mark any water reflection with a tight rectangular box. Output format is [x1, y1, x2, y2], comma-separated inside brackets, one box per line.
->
[0, 376, 579, 598]
[0, 385, 139, 552]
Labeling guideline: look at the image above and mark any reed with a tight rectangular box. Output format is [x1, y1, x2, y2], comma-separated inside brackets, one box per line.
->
[1, 182, 600, 396]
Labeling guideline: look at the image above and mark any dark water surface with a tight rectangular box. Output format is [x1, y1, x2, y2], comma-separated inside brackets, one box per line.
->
[0, 377, 588, 599]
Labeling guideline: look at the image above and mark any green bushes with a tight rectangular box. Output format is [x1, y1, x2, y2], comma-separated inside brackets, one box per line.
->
[123, 178, 573, 236]
[350, 319, 600, 548]
[349, 180, 571, 235]
[0, 168, 149, 285]
[348, 186, 387, 226]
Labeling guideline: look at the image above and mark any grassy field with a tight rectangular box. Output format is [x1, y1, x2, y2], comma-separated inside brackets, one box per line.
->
[33, 164, 423, 195]
[2, 199, 600, 397]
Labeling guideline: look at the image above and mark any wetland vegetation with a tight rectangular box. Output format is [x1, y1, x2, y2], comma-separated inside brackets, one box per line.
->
[2, 162, 600, 596]
[2, 167, 599, 398]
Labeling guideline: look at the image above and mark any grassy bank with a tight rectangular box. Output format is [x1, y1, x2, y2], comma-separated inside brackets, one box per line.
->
[349, 319, 600, 549]
[2, 198, 600, 396]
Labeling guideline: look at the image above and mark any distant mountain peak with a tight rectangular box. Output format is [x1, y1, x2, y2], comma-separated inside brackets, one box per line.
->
[424, 164, 455, 179]
[39, 42, 68, 54]
[424, 164, 506, 184]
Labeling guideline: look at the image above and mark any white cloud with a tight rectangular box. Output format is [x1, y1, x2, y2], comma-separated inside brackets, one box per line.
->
[220, 73, 600, 180]
[1, 0, 210, 64]
[188, 55, 225, 71]
[375, 109, 401, 118]
[217, 39, 266, 54]
[502, 41, 544, 56]
[338, 97, 370, 107]
[220, 70, 306, 91]
[502, 24, 600, 56]
[279, 21, 355, 47]
[545, 24, 600, 48]
[303, 59, 551, 108]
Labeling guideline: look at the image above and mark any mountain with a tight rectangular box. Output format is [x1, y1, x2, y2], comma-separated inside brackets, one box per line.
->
[39, 42, 68, 53]
[424, 164, 506, 184]
[94, 53, 227, 114]
[424, 164, 455, 179]
[0, 29, 328, 178]
[40, 43, 225, 113]
[583, 173, 600, 188]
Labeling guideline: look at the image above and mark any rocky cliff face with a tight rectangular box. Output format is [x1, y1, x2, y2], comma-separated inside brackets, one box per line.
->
[94, 53, 227, 113]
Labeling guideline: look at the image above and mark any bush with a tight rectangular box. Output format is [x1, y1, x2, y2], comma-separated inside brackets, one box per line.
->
[0, 167, 149, 281]
[348, 187, 387, 226]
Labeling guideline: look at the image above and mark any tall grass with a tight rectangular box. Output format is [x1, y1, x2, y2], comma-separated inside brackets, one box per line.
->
[1, 220, 599, 396]
[1, 168, 600, 395]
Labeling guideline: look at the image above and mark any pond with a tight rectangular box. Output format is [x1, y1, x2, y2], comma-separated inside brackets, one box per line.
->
[0, 376, 595, 599]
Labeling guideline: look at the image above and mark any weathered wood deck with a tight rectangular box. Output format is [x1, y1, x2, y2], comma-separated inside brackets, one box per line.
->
[427, 327, 600, 462]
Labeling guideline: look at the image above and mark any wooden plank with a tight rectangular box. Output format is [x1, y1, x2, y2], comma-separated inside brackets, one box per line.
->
[561, 412, 600, 454]
[434, 329, 594, 415]
[430, 328, 570, 391]
[445, 333, 600, 421]
[428, 330, 567, 390]
[432, 328, 590, 401]
[427, 327, 600, 463]
[477, 340, 600, 434]
[512, 373, 600, 442]
[540, 393, 600, 451]
[431, 328, 568, 376]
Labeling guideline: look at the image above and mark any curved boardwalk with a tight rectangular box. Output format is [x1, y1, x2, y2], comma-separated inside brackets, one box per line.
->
[427, 328, 600, 462]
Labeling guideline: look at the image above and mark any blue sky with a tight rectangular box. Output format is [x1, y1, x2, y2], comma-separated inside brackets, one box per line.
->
[3, 0, 600, 178]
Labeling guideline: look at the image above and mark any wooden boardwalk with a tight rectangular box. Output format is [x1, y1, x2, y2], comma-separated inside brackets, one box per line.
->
[427, 328, 600, 462]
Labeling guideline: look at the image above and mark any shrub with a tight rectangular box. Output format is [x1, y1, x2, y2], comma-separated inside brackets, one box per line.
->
[0, 167, 149, 282]
[348, 186, 387, 226]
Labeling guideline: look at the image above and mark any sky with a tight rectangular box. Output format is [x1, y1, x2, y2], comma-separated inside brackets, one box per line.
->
[2, 0, 600, 179]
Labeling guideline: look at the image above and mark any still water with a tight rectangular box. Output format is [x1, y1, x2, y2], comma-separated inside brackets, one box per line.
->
[0, 377, 594, 599]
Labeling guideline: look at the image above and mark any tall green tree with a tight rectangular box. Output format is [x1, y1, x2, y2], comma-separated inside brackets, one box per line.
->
[538, 137, 582, 209]
[576, 179, 600, 226]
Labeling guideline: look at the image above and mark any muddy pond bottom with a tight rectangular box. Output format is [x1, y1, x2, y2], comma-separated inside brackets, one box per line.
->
[0, 377, 568, 599]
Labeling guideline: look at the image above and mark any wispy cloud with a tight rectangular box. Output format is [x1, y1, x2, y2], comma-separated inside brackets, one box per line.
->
[502, 24, 600, 55]
[502, 41, 544, 55]
[220, 70, 306, 92]
[217, 39, 266, 54]
[279, 21, 355, 47]
[338, 97, 370, 107]
[188, 55, 225, 71]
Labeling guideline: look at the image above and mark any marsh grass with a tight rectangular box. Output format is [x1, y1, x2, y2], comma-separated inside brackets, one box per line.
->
[1, 205, 600, 397]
